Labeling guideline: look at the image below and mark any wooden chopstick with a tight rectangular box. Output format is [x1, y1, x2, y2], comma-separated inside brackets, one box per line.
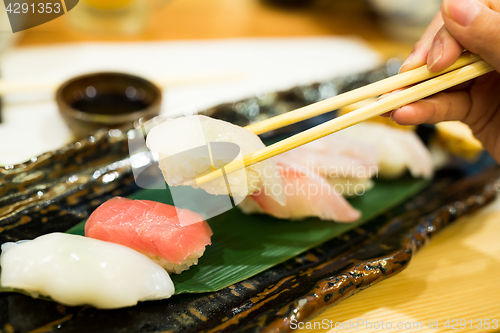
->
[244, 52, 480, 135]
[196, 59, 494, 186]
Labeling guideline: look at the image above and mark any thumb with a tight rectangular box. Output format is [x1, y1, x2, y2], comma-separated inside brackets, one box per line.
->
[442, 0, 500, 71]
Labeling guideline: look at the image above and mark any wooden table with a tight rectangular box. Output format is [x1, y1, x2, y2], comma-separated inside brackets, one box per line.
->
[300, 198, 500, 333]
[16, 1, 500, 332]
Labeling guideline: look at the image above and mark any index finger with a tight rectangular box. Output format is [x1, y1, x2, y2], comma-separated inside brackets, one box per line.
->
[399, 13, 445, 73]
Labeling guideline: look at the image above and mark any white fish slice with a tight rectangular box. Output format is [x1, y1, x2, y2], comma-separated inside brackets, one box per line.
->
[146, 115, 286, 221]
[238, 162, 360, 222]
[274, 135, 378, 179]
[335, 122, 433, 179]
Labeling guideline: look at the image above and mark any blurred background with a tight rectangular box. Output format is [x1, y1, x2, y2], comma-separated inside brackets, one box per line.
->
[11, 0, 442, 54]
[0, 0, 443, 164]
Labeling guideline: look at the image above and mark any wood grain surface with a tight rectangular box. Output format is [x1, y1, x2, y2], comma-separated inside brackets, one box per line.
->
[299, 197, 500, 333]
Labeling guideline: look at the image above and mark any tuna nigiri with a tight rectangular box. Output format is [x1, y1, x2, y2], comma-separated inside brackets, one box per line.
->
[85, 197, 213, 274]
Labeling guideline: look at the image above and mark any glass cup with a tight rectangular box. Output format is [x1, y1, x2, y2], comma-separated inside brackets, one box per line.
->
[67, 0, 168, 35]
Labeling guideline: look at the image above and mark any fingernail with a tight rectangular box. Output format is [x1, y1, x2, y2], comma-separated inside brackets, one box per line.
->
[428, 40, 443, 70]
[390, 110, 396, 122]
[444, 0, 480, 26]
[399, 52, 414, 73]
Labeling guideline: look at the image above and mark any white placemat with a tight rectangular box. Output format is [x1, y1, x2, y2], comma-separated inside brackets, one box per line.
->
[0, 37, 381, 165]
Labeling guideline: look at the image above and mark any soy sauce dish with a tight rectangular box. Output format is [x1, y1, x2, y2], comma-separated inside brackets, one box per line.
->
[56, 72, 162, 138]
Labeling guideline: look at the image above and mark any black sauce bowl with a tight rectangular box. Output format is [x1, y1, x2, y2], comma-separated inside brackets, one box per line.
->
[56, 72, 162, 138]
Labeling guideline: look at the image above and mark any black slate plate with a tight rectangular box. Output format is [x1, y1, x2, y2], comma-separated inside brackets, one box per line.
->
[1, 162, 498, 333]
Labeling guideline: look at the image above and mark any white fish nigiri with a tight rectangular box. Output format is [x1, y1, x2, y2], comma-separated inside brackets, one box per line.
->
[335, 123, 433, 179]
[0, 233, 175, 309]
[274, 135, 378, 179]
[147, 115, 285, 206]
[238, 163, 360, 222]
[326, 177, 374, 197]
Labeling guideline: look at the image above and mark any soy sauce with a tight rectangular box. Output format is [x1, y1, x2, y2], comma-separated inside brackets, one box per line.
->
[72, 94, 149, 115]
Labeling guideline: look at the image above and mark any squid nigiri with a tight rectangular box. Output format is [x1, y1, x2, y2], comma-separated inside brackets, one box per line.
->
[86, 197, 213, 274]
[0, 233, 175, 309]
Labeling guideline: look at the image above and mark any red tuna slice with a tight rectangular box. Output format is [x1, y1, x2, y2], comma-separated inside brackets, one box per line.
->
[85, 197, 213, 265]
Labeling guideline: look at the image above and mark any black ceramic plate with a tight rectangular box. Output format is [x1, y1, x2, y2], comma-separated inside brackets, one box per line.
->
[1, 152, 498, 333]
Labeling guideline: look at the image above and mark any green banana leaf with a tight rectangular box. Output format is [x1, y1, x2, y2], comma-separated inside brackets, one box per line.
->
[65, 176, 428, 294]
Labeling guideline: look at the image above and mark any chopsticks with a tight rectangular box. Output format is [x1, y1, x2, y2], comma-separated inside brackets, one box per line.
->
[195, 57, 494, 186]
[245, 52, 480, 135]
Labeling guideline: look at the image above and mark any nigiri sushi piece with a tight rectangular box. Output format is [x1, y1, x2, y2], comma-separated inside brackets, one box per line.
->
[272, 134, 378, 197]
[238, 163, 360, 222]
[0, 233, 175, 309]
[146, 115, 285, 206]
[85, 197, 213, 274]
[274, 135, 378, 179]
[326, 177, 374, 197]
[335, 122, 433, 179]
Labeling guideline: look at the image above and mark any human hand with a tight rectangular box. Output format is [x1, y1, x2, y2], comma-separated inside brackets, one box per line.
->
[393, 0, 500, 162]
